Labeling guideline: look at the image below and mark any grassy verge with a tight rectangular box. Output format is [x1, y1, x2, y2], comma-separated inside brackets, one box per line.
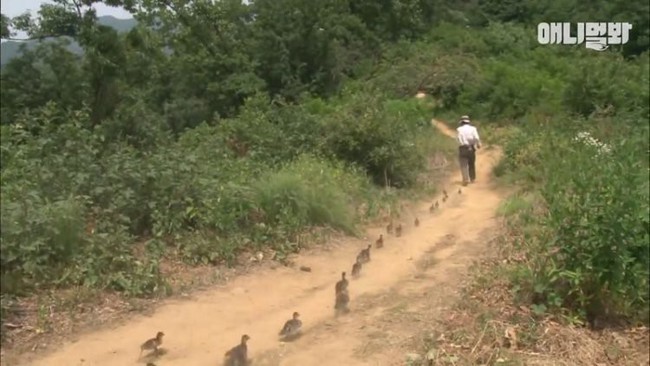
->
[413, 195, 649, 366]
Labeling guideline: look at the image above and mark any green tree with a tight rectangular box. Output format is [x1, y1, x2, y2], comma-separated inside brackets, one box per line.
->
[251, 0, 379, 99]
[0, 40, 86, 124]
[133, 0, 265, 120]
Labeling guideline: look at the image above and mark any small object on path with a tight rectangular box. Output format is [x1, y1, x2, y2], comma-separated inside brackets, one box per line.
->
[503, 326, 518, 349]
[224, 334, 250, 366]
[299, 266, 312, 272]
[395, 224, 403, 237]
[351, 260, 362, 278]
[386, 222, 393, 234]
[458, 188, 462, 194]
[357, 245, 371, 263]
[279, 312, 302, 340]
[334, 289, 350, 315]
[139, 331, 164, 358]
[414, 217, 419, 227]
[335, 272, 349, 295]
[375, 234, 384, 248]
[4, 323, 22, 330]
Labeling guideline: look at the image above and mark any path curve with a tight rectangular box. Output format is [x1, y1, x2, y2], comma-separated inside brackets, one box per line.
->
[16, 119, 506, 366]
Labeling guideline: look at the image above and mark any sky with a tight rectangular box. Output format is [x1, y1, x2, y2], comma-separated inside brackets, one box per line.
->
[1, 0, 132, 19]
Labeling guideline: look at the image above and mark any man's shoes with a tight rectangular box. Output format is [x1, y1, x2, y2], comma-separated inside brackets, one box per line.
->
[462, 181, 468, 186]
[470, 179, 475, 183]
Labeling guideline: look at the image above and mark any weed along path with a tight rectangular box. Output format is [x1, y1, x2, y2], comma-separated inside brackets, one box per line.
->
[16, 120, 506, 366]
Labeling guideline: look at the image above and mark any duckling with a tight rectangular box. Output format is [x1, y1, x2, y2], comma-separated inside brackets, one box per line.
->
[458, 188, 462, 194]
[334, 289, 350, 314]
[435, 200, 439, 209]
[442, 196, 447, 203]
[395, 224, 403, 237]
[386, 221, 393, 234]
[443, 189, 448, 197]
[375, 234, 384, 248]
[335, 272, 348, 295]
[429, 203, 435, 213]
[224, 334, 250, 366]
[279, 312, 302, 339]
[139, 331, 164, 358]
[357, 244, 371, 263]
[414, 217, 419, 227]
[355, 251, 364, 264]
[351, 259, 362, 278]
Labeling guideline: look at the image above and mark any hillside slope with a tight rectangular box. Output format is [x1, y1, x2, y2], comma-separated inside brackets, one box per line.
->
[0, 16, 136, 65]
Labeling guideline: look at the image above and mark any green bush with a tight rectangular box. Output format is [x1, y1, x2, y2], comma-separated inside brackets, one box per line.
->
[541, 131, 648, 319]
[497, 119, 649, 322]
[562, 52, 650, 117]
[320, 89, 438, 188]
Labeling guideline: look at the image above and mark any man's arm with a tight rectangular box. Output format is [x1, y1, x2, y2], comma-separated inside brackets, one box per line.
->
[473, 127, 481, 148]
[456, 128, 464, 145]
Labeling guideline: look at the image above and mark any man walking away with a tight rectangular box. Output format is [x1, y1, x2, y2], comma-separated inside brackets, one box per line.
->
[456, 115, 481, 186]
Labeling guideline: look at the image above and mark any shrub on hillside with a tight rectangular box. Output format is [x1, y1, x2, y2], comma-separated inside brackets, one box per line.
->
[542, 132, 648, 320]
[500, 118, 649, 323]
[319, 89, 437, 188]
[563, 52, 650, 117]
[425, 24, 649, 123]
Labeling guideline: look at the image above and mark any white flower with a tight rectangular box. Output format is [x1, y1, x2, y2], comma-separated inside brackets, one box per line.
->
[573, 131, 611, 156]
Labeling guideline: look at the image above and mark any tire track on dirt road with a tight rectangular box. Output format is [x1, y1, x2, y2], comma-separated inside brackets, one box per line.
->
[13, 119, 506, 366]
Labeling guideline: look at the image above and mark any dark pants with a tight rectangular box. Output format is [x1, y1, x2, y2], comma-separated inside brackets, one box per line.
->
[458, 146, 476, 183]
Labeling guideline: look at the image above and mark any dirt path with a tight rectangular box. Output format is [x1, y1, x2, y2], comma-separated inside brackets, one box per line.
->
[14, 120, 506, 366]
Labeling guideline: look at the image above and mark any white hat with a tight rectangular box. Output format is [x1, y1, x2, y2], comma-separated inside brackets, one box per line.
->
[459, 115, 470, 124]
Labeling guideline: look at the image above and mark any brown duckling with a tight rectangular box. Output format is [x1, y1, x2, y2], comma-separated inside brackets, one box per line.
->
[458, 188, 462, 194]
[414, 217, 419, 227]
[395, 224, 403, 237]
[357, 244, 371, 263]
[335, 289, 350, 314]
[429, 203, 435, 213]
[386, 221, 393, 234]
[351, 259, 362, 278]
[335, 271, 348, 294]
[443, 189, 448, 197]
[375, 234, 384, 248]
[435, 200, 439, 209]
[279, 312, 302, 339]
[224, 334, 250, 366]
[139, 331, 164, 358]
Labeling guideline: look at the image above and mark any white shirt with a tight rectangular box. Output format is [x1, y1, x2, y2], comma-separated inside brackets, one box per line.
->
[456, 124, 480, 147]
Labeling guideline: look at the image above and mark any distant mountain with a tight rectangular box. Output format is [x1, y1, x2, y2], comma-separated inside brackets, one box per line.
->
[98, 16, 137, 32]
[0, 16, 137, 66]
